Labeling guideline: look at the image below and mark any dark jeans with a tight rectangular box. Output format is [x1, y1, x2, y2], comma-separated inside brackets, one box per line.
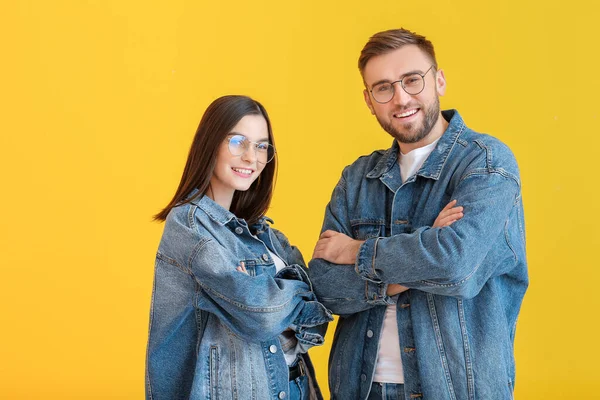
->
[367, 382, 406, 400]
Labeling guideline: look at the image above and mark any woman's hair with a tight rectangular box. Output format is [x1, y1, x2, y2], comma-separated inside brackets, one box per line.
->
[154, 95, 277, 225]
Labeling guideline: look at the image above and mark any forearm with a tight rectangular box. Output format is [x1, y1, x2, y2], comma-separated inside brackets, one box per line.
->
[355, 173, 521, 298]
[308, 257, 391, 316]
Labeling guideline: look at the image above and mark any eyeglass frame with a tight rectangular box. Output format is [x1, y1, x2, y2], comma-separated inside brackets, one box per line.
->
[225, 134, 276, 164]
[368, 65, 436, 104]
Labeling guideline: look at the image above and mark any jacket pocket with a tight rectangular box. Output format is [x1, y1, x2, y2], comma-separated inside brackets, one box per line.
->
[210, 346, 219, 399]
[350, 219, 384, 240]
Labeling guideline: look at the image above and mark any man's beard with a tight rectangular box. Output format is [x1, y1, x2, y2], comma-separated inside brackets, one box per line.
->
[377, 96, 440, 144]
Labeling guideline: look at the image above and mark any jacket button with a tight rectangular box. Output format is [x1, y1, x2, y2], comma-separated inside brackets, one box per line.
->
[235, 227, 243, 234]
[361, 374, 367, 381]
[366, 330, 373, 338]
[262, 253, 270, 261]
[278, 391, 286, 399]
[269, 345, 277, 353]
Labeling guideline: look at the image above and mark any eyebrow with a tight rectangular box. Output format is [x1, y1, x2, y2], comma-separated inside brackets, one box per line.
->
[229, 132, 270, 142]
[369, 69, 426, 89]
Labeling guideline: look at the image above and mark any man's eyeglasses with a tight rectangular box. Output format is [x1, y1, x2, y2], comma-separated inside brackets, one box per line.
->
[369, 65, 435, 104]
[226, 134, 276, 164]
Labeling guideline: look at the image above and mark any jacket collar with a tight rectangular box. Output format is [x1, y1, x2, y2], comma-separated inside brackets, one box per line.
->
[190, 192, 236, 226]
[189, 191, 273, 229]
[366, 109, 466, 181]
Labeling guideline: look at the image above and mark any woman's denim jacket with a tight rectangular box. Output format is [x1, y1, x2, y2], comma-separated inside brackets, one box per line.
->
[146, 194, 333, 400]
[309, 110, 528, 400]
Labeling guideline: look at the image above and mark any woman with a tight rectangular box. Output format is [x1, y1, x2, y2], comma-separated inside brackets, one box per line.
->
[146, 95, 333, 400]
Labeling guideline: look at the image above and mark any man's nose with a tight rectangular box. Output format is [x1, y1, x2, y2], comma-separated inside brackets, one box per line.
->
[391, 82, 412, 105]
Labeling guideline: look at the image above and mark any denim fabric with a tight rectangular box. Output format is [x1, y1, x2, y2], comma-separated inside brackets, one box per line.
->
[146, 194, 333, 400]
[367, 383, 406, 400]
[309, 110, 527, 400]
[290, 375, 310, 400]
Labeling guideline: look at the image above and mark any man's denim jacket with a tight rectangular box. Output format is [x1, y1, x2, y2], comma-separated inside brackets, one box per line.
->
[309, 110, 528, 400]
[146, 194, 333, 400]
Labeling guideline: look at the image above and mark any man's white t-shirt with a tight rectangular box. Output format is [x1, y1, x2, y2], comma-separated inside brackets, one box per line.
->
[372, 138, 440, 384]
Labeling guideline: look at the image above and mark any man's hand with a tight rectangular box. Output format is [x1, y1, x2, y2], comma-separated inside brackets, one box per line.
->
[387, 283, 409, 296]
[313, 201, 463, 292]
[433, 200, 463, 228]
[312, 230, 364, 265]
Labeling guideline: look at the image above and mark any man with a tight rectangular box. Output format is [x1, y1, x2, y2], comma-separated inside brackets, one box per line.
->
[309, 28, 528, 400]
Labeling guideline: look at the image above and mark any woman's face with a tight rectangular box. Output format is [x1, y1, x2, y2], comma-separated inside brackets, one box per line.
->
[209, 114, 270, 209]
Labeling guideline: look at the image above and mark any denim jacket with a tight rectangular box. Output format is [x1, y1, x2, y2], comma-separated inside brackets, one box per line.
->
[308, 110, 528, 400]
[146, 194, 333, 400]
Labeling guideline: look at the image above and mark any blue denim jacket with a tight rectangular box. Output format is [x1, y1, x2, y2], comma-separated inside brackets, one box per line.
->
[146, 194, 333, 400]
[309, 110, 528, 400]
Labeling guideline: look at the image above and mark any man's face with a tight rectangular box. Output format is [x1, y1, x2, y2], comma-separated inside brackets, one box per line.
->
[362, 45, 446, 146]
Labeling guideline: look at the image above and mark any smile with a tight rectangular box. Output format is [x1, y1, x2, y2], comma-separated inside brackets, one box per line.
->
[393, 109, 418, 118]
[232, 167, 254, 176]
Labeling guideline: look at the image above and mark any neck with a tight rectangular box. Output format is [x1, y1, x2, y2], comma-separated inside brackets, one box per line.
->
[397, 112, 448, 154]
[207, 185, 234, 211]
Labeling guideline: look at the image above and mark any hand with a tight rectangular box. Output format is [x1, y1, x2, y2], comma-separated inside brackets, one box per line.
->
[433, 200, 464, 228]
[387, 283, 409, 296]
[236, 261, 249, 275]
[312, 230, 364, 265]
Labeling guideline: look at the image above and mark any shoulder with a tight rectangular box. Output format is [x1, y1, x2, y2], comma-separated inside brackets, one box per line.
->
[343, 148, 388, 176]
[455, 128, 521, 183]
[159, 202, 214, 261]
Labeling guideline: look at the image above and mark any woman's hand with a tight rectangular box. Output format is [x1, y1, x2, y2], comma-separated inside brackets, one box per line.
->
[236, 261, 249, 275]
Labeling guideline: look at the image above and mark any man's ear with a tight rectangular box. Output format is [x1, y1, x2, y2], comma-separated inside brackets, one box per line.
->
[363, 89, 375, 115]
[435, 68, 447, 96]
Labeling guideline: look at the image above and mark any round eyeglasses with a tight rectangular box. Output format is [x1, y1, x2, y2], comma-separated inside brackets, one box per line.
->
[369, 65, 435, 104]
[226, 134, 276, 164]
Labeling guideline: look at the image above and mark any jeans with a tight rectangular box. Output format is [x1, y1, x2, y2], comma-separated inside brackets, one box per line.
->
[289, 375, 310, 400]
[367, 382, 406, 400]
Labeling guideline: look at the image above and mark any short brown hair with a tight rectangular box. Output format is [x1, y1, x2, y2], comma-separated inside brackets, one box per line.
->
[358, 28, 437, 75]
[154, 95, 276, 225]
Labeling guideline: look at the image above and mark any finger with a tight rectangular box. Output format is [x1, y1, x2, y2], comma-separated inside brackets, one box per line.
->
[440, 205, 463, 217]
[319, 230, 337, 239]
[441, 199, 458, 211]
[443, 214, 463, 226]
[437, 212, 462, 227]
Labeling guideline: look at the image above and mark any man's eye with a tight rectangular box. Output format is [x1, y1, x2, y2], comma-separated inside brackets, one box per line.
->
[375, 84, 392, 92]
[404, 76, 421, 86]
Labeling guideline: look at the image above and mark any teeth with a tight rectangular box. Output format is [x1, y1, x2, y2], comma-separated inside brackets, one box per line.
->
[232, 168, 252, 175]
[395, 109, 418, 118]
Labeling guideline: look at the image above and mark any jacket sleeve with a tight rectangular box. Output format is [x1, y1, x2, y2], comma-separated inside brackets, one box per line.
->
[269, 227, 331, 348]
[308, 174, 394, 317]
[192, 237, 331, 342]
[355, 168, 522, 299]
[145, 256, 200, 400]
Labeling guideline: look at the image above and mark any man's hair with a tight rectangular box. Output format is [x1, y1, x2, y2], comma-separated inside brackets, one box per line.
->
[358, 28, 438, 76]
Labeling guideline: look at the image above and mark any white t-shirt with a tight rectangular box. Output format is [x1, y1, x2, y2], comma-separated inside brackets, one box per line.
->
[266, 246, 299, 366]
[372, 138, 439, 384]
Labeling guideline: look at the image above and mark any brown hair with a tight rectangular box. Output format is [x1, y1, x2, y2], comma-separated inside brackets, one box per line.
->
[154, 95, 277, 225]
[358, 28, 437, 76]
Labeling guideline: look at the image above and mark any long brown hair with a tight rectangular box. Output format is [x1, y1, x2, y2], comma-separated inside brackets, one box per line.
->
[154, 95, 277, 224]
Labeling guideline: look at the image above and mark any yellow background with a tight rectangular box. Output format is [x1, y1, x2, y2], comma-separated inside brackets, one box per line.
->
[1, 0, 598, 398]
